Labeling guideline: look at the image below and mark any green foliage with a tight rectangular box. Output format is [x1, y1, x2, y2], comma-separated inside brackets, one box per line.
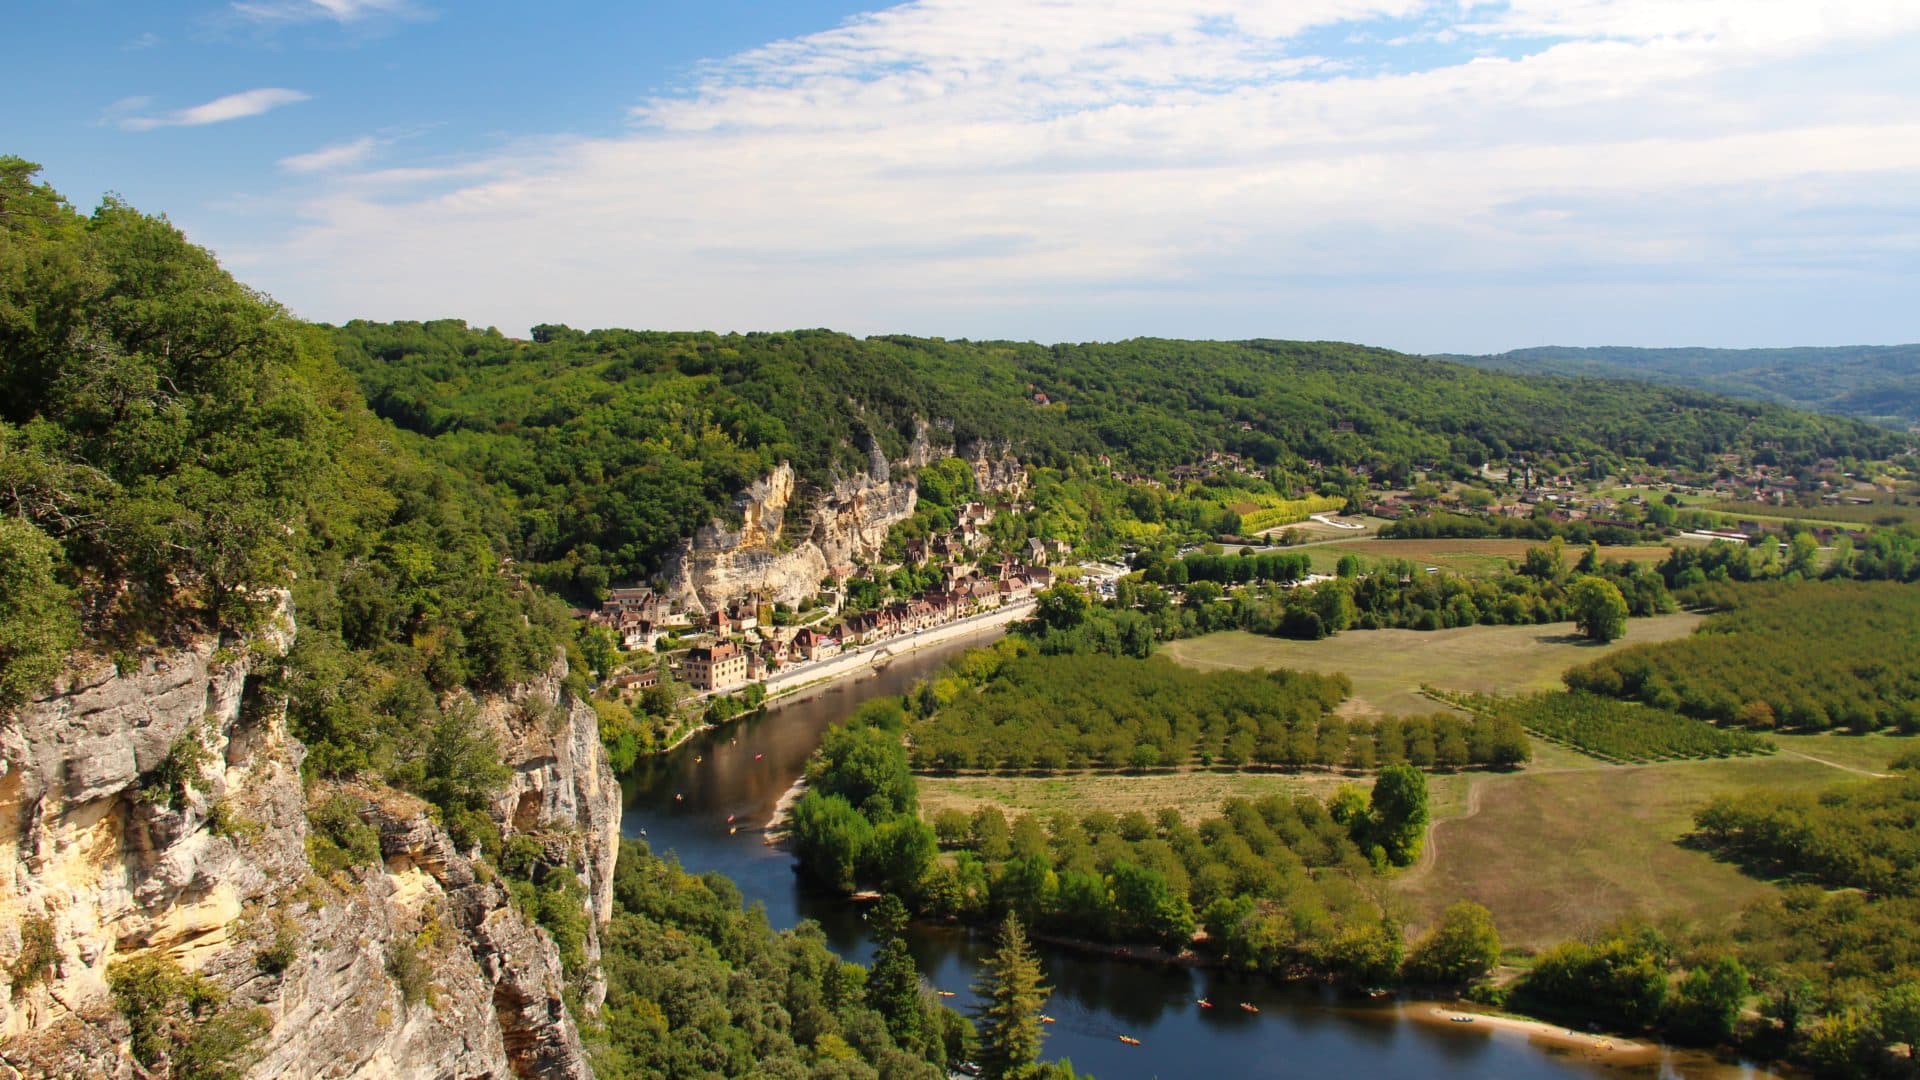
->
[305, 793, 382, 877]
[917, 455, 976, 508]
[1693, 771, 1920, 895]
[1237, 495, 1346, 534]
[1521, 921, 1672, 1029]
[9, 915, 58, 995]
[1568, 575, 1629, 643]
[1364, 764, 1429, 867]
[0, 516, 78, 707]
[1450, 343, 1920, 429]
[973, 915, 1049, 1080]
[789, 793, 875, 893]
[0, 163, 565, 846]
[1404, 902, 1501, 986]
[1567, 580, 1920, 731]
[1443, 691, 1773, 763]
[139, 723, 215, 811]
[385, 934, 432, 1011]
[591, 839, 953, 1079]
[805, 723, 918, 818]
[1667, 955, 1751, 1043]
[910, 652, 1525, 774]
[107, 953, 269, 1079]
[331, 317, 1897, 598]
[254, 913, 299, 976]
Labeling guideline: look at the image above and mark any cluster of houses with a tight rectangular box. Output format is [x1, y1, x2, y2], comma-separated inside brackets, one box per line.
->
[592, 559, 1061, 695]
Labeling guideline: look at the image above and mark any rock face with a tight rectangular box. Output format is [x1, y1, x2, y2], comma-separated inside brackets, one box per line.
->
[662, 423, 1030, 613]
[0, 600, 617, 1080]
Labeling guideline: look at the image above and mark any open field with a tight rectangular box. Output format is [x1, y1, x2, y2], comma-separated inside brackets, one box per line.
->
[1264, 514, 1389, 540]
[1160, 614, 1705, 717]
[1710, 496, 1919, 528]
[1394, 752, 1872, 949]
[1316, 538, 1676, 576]
[1772, 732, 1911, 775]
[918, 768, 1472, 824]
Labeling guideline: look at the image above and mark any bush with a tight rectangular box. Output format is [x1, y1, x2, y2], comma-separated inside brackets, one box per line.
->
[306, 794, 382, 876]
[10, 915, 58, 994]
[108, 953, 268, 1077]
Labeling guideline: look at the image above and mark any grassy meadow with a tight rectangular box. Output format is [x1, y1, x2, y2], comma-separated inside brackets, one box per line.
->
[1158, 614, 1704, 717]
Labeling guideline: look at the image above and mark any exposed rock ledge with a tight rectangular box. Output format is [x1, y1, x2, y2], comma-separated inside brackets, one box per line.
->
[662, 423, 1028, 613]
[0, 598, 617, 1079]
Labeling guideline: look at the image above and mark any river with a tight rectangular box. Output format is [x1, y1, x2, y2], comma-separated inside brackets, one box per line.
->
[619, 628, 1775, 1079]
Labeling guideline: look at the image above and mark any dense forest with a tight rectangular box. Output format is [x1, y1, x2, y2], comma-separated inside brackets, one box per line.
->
[1447, 344, 1920, 429]
[0, 159, 573, 862]
[1565, 581, 1920, 732]
[330, 318, 1901, 596]
[591, 839, 967, 1079]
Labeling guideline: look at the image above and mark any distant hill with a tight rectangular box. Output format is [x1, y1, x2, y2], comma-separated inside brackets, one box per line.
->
[1439, 345, 1920, 430]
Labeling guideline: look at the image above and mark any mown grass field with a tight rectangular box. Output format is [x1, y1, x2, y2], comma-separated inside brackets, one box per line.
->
[1710, 494, 1920, 528]
[1393, 753, 1869, 950]
[1159, 614, 1704, 717]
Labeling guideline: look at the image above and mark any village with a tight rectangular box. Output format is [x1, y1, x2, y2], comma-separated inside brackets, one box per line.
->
[586, 499, 1069, 700]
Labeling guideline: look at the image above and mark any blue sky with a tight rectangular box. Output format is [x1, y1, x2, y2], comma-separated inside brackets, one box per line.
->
[7, 0, 1920, 353]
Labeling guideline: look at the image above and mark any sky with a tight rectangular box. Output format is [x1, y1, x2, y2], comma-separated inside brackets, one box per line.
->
[6, 0, 1920, 353]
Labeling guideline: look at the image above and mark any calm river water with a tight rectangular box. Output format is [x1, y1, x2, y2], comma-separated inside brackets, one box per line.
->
[620, 629, 1775, 1079]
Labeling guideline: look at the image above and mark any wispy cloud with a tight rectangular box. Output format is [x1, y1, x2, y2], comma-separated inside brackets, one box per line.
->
[280, 135, 379, 173]
[249, 0, 1920, 350]
[123, 31, 162, 50]
[230, 0, 415, 23]
[118, 87, 310, 131]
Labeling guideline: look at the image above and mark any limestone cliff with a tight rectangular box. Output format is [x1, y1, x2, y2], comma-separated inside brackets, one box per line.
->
[662, 423, 1029, 613]
[0, 601, 617, 1079]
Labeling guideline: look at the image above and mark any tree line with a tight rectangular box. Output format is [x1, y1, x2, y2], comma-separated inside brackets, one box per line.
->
[1503, 756, 1920, 1075]
[787, 706, 1506, 990]
[1565, 580, 1920, 732]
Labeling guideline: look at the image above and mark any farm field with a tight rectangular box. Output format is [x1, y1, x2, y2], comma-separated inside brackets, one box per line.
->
[1709, 495, 1919, 528]
[1316, 537, 1675, 576]
[1394, 752, 1875, 950]
[1160, 614, 1704, 717]
[1771, 732, 1911, 775]
[917, 767, 1472, 824]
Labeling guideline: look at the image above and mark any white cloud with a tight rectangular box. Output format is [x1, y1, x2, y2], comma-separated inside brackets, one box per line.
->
[119, 88, 310, 131]
[230, 0, 414, 23]
[246, 0, 1920, 349]
[280, 136, 379, 173]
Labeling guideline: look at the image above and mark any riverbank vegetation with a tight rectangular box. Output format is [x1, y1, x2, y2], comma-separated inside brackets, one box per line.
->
[590, 839, 968, 1078]
[788, 703, 1447, 986]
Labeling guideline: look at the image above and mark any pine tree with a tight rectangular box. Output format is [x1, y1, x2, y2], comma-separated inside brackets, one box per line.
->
[865, 895, 927, 1053]
[973, 913, 1048, 1080]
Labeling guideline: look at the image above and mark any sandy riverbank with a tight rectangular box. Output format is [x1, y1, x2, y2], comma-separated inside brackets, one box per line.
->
[1409, 1004, 1657, 1064]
